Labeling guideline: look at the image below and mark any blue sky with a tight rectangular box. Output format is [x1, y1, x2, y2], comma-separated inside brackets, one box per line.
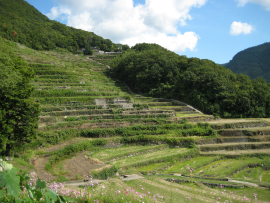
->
[25, 0, 270, 64]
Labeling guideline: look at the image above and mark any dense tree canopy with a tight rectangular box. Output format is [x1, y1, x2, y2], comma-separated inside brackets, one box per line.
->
[223, 42, 270, 83]
[0, 37, 40, 156]
[0, 0, 120, 53]
[111, 43, 270, 118]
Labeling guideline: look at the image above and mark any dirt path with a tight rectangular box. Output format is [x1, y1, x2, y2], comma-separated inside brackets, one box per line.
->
[32, 156, 56, 181]
[63, 179, 104, 187]
[120, 174, 145, 181]
[228, 179, 259, 187]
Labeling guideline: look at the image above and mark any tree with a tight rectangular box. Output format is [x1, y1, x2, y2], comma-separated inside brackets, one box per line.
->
[84, 45, 93, 55]
[122, 44, 130, 51]
[100, 44, 108, 51]
[0, 37, 40, 156]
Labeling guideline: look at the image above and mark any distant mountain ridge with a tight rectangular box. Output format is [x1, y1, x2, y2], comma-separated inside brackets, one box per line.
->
[223, 42, 270, 83]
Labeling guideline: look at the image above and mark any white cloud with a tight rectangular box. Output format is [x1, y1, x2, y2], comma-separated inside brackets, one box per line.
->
[121, 32, 200, 52]
[45, 0, 207, 53]
[45, 7, 71, 20]
[237, 0, 270, 10]
[230, 21, 254, 35]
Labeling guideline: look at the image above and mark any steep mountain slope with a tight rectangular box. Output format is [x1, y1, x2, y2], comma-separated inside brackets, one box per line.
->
[0, 0, 118, 52]
[223, 42, 270, 83]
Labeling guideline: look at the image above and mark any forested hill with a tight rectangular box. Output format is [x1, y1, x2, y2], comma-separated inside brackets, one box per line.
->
[0, 0, 118, 53]
[223, 42, 270, 83]
[111, 43, 270, 118]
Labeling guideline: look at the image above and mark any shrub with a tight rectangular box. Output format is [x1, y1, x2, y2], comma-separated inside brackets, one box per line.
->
[91, 166, 118, 180]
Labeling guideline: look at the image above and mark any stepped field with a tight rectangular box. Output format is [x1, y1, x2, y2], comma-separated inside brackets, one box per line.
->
[5, 41, 270, 203]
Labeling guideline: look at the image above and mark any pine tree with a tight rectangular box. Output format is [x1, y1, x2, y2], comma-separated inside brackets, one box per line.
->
[0, 37, 40, 156]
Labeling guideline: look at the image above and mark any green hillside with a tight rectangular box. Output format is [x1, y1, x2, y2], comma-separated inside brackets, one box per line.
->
[0, 0, 118, 52]
[223, 42, 270, 83]
[111, 43, 270, 118]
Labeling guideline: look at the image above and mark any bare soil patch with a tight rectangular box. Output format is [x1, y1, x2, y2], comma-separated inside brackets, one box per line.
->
[62, 152, 109, 179]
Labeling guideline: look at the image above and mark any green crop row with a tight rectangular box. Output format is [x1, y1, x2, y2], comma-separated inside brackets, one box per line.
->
[34, 70, 78, 75]
[29, 63, 64, 69]
[39, 113, 173, 123]
[80, 123, 216, 138]
[37, 129, 78, 145]
[33, 83, 89, 87]
[40, 118, 174, 131]
[34, 96, 103, 105]
[32, 90, 119, 97]
[211, 122, 269, 130]
[37, 75, 75, 79]
[41, 105, 105, 112]
[32, 78, 81, 83]
[120, 135, 196, 148]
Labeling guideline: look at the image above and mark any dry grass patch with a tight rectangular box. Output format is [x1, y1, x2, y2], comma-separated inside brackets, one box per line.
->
[200, 149, 270, 155]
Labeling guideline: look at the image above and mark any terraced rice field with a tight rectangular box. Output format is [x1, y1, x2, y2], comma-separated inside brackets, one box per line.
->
[8, 42, 270, 202]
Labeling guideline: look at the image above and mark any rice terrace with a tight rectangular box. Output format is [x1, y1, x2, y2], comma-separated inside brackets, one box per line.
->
[0, 38, 269, 203]
[1, 0, 270, 202]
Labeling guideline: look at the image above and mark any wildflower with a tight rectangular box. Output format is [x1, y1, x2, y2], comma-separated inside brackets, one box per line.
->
[185, 197, 191, 200]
